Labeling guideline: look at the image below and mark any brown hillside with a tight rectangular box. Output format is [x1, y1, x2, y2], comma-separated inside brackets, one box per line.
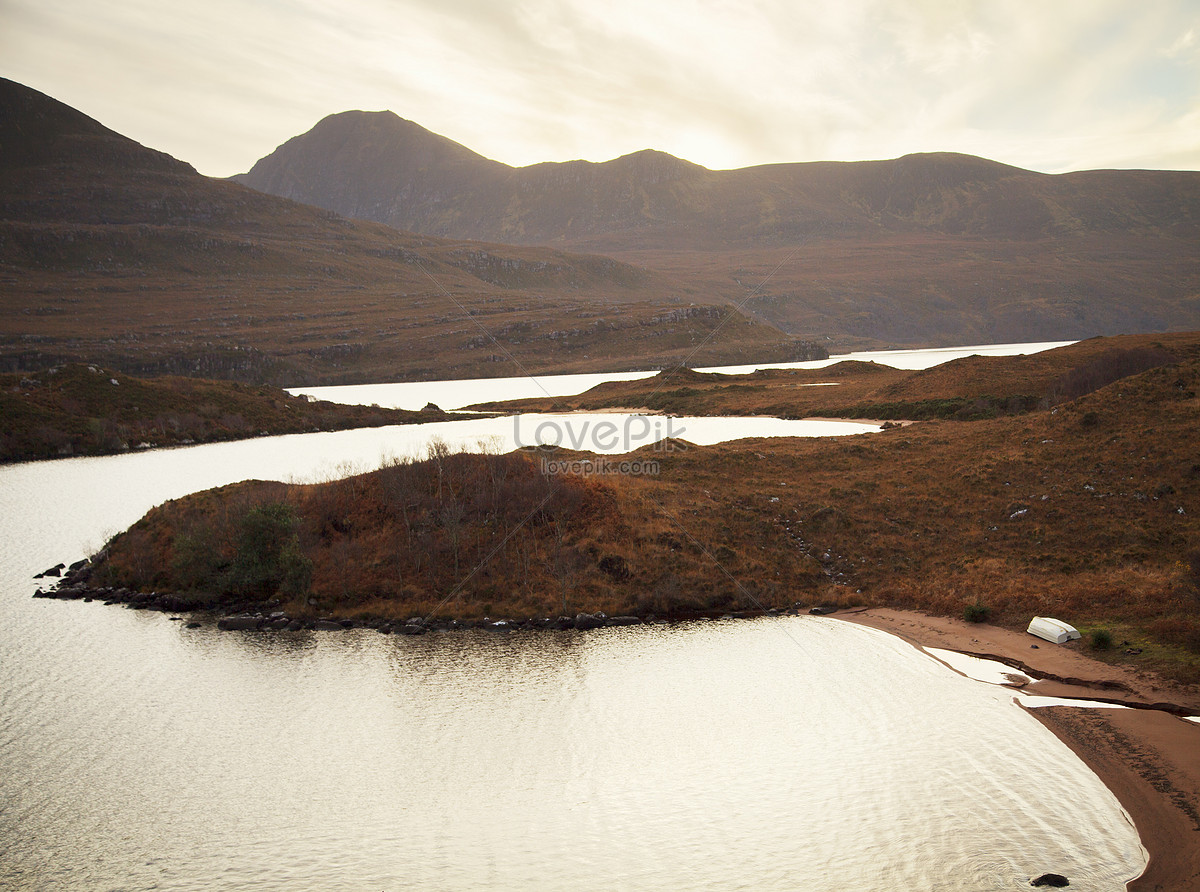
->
[0, 363, 475, 463]
[0, 79, 816, 384]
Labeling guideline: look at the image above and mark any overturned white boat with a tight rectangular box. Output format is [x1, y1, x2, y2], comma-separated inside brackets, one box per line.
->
[1026, 616, 1082, 644]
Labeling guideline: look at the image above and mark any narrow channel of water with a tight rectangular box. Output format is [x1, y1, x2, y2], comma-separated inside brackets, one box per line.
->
[291, 341, 1075, 410]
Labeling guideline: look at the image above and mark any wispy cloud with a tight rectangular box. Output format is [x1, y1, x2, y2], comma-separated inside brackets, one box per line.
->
[1, 0, 1197, 176]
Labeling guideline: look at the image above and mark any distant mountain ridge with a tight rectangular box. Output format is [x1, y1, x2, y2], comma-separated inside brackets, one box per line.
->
[232, 110, 1200, 347]
[233, 110, 1200, 250]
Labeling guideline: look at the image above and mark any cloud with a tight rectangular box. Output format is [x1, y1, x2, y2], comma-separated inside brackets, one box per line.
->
[1162, 27, 1196, 58]
[1, 0, 1197, 175]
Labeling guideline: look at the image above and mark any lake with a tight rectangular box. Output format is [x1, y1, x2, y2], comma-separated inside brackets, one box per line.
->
[0, 339, 1146, 890]
[290, 340, 1076, 410]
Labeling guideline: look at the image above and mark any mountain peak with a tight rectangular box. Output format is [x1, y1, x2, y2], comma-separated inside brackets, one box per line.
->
[236, 108, 507, 180]
[890, 151, 1031, 181]
[231, 107, 508, 219]
[604, 148, 707, 174]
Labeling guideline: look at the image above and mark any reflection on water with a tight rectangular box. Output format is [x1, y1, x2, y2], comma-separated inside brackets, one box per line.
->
[292, 370, 656, 411]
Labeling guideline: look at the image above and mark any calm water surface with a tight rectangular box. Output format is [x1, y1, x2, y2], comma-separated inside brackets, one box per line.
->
[1, 341, 1145, 891]
[292, 341, 1075, 410]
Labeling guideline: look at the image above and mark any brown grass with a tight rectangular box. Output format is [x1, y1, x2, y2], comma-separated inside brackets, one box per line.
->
[0, 363, 473, 462]
[92, 340, 1200, 678]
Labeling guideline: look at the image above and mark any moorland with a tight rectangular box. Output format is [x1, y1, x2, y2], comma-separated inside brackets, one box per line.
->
[0, 362, 470, 462]
[62, 334, 1200, 685]
[6, 75, 1200, 681]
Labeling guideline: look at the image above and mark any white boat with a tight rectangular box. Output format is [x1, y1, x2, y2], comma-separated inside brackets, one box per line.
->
[1026, 616, 1082, 644]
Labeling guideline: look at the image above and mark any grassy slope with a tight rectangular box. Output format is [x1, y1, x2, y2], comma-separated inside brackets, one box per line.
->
[0, 363, 467, 462]
[90, 337, 1200, 680]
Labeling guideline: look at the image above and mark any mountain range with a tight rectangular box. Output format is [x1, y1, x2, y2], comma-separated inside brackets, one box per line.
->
[0, 79, 815, 385]
[235, 110, 1200, 347]
[3, 77, 1199, 386]
[235, 110, 1200, 248]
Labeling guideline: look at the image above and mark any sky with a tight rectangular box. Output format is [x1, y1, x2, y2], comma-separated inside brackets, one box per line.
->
[2, 0, 1199, 178]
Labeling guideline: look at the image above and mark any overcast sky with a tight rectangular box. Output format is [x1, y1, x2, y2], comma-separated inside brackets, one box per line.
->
[3, 0, 1198, 177]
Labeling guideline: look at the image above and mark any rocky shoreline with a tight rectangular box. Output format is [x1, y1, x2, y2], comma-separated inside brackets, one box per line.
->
[33, 556, 820, 634]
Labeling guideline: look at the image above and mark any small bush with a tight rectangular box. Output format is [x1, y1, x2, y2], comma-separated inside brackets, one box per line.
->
[171, 524, 226, 590]
[963, 602, 991, 623]
[1187, 550, 1200, 595]
[1091, 629, 1113, 650]
[229, 502, 312, 597]
[598, 554, 630, 580]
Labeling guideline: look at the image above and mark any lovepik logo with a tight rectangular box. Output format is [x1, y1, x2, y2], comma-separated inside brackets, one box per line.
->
[512, 414, 687, 453]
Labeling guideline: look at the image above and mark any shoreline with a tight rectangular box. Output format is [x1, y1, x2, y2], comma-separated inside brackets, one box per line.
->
[33, 578, 1200, 886]
[836, 608, 1200, 892]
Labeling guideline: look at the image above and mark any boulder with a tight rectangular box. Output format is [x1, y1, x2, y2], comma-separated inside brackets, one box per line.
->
[312, 620, 345, 631]
[1031, 874, 1069, 887]
[607, 616, 642, 626]
[396, 624, 426, 636]
[574, 613, 602, 630]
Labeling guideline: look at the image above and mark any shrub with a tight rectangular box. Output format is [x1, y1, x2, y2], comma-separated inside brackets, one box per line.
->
[1091, 629, 1113, 650]
[963, 602, 991, 623]
[229, 502, 312, 597]
[171, 524, 225, 590]
[598, 554, 630, 580]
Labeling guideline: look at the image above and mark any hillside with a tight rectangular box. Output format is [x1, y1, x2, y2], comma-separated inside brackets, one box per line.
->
[234, 110, 1200, 347]
[57, 339, 1200, 682]
[0, 363, 477, 463]
[0, 79, 818, 385]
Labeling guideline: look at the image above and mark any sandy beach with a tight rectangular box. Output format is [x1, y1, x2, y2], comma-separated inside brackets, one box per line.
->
[836, 608, 1200, 892]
